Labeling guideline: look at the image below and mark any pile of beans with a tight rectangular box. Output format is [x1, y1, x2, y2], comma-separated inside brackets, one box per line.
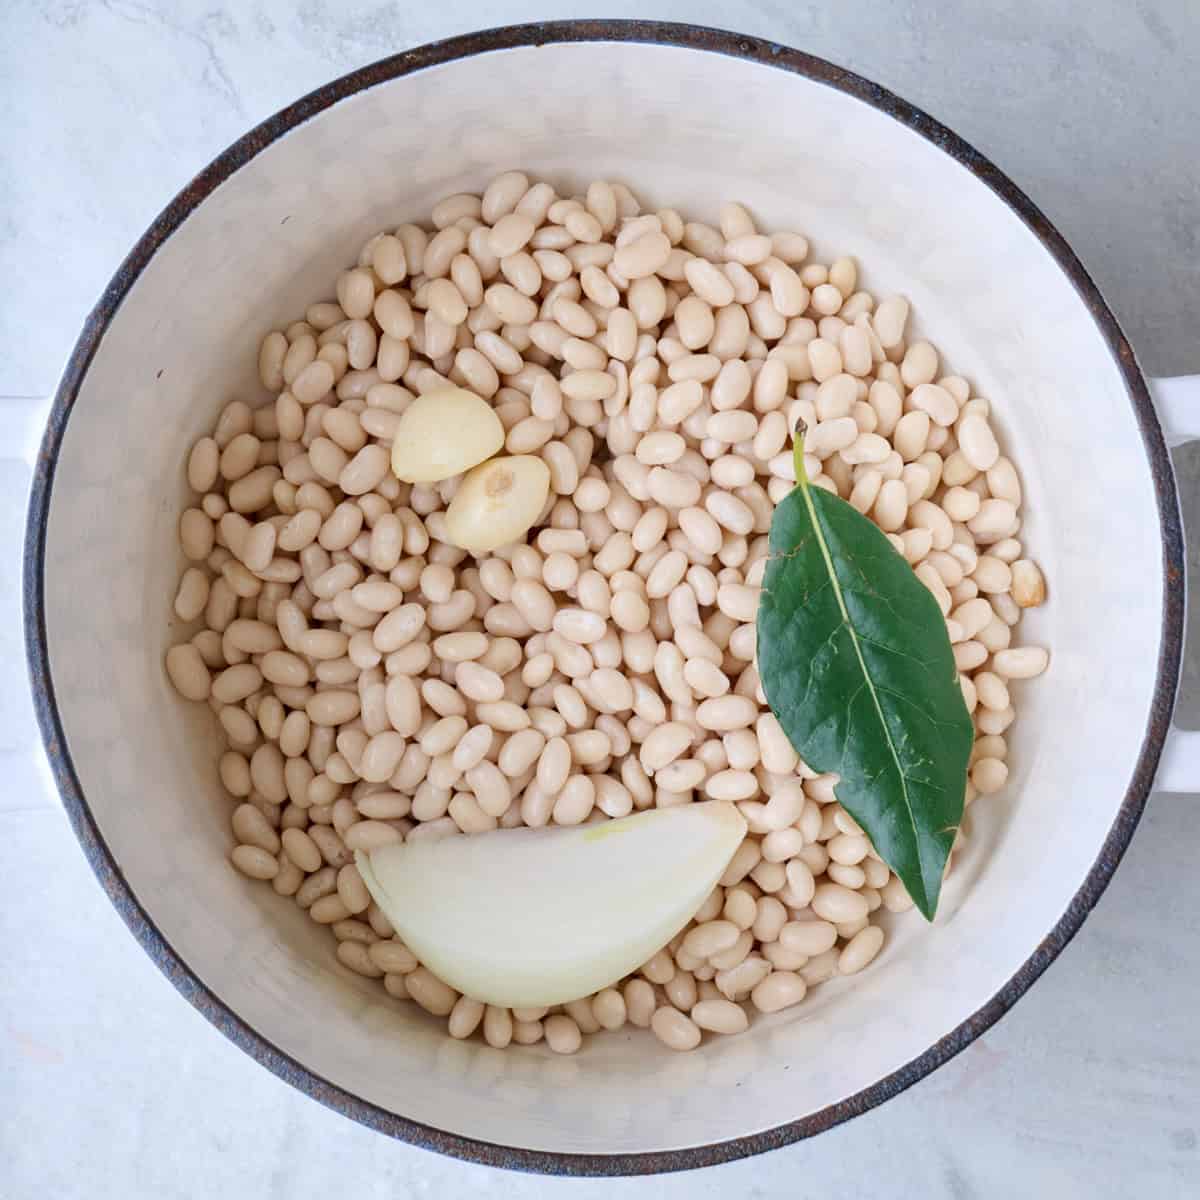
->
[166, 173, 1048, 1054]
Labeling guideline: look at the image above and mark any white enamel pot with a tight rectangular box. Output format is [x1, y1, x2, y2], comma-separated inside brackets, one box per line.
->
[23, 22, 1197, 1175]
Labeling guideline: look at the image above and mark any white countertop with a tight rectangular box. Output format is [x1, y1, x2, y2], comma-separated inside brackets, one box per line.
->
[3, 3, 1198, 1196]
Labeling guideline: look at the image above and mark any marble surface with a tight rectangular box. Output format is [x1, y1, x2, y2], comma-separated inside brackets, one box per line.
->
[2, 2, 1198, 1197]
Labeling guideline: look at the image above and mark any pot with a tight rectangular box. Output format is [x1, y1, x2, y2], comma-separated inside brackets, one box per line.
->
[23, 20, 1198, 1175]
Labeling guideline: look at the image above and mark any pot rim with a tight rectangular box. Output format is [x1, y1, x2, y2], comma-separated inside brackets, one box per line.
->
[22, 19, 1184, 1177]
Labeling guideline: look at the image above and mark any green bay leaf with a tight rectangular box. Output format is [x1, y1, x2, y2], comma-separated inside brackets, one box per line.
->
[756, 449, 974, 920]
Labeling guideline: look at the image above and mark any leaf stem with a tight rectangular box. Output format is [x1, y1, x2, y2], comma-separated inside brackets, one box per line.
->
[792, 418, 810, 493]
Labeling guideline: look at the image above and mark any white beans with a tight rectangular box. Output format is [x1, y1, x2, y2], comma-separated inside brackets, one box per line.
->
[640, 722, 694, 771]
[780, 920, 838, 956]
[811, 883, 870, 924]
[1011, 559, 1046, 607]
[650, 1005, 702, 1050]
[544, 1013, 583, 1054]
[957, 414, 1000, 471]
[991, 646, 1049, 678]
[691, 997, 749, 1034]
[910, 382, 958, 427]
[407, 968, 458, 1016]
[838, 926, 885, 974]
[165, 644, 211, 700]
[172, 173, 1046, 1059]
[696, 695, 757, 732]
[751, 971, 807, 1013]
[681, 920, 740, 959]
[231, 845, 278, 880]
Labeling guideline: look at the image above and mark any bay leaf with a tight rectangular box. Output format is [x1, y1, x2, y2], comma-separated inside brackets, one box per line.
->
[756, 430, 973, 919]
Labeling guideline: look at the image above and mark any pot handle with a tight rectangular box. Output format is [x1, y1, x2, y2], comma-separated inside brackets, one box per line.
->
[1150, 374, 1200, 793]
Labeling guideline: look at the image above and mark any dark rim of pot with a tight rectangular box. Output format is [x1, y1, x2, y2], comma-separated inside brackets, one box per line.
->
[22, 19, 1184, 1177]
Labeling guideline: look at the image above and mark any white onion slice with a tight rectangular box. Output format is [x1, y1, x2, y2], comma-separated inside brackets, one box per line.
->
[356, 801, 747, 1007]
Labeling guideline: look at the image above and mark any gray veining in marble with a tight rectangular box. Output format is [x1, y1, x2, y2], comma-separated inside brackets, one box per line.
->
[2, 3, 1198, 1198]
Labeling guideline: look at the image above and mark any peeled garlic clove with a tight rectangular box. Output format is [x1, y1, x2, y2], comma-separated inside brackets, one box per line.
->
[356, 800, 748, 1007]
[389, 387, 504, 483]
[445, 455, 550, 553]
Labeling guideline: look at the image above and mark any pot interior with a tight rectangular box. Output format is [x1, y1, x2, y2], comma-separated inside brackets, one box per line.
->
[38, 37, 1163, 1155]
